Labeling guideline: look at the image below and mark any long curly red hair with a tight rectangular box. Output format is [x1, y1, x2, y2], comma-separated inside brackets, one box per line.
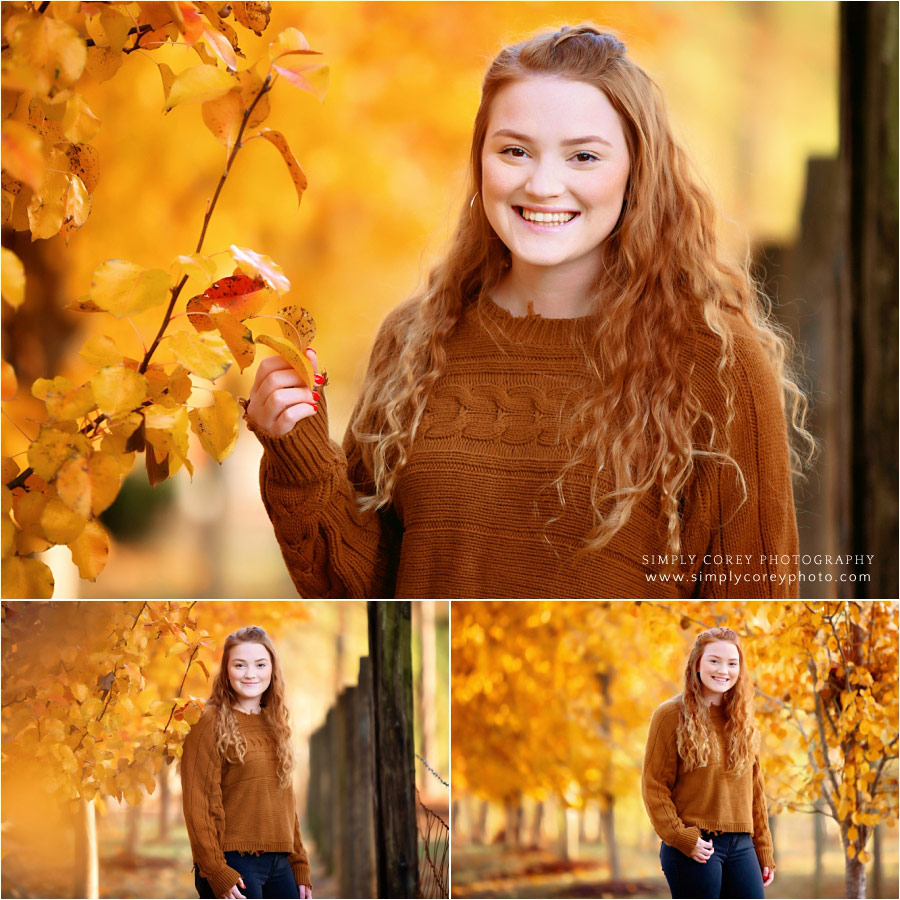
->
[207, 625, 294, 788]
[351, 24, 814, 552]
[676, 627, 758, 775]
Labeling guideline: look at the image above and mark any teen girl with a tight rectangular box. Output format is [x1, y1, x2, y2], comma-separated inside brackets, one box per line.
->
[245, 25, 813, 599]
[642, 626, 775, 898]
[181, 626, 313, 900]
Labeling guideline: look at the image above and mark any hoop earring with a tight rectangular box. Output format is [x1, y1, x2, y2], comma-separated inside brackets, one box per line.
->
[469, 191, 479, 210]
[469, 191, 480, 224]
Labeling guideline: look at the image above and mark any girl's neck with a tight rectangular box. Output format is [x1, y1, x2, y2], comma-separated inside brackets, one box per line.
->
[233, 703, 262, 715]
[491, 260, 598, 319]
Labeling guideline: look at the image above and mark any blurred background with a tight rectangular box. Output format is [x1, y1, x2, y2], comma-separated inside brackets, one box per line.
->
[1, 600, 449, 899]
[450, 600, 899, 899]
[5, 1, 876, 599]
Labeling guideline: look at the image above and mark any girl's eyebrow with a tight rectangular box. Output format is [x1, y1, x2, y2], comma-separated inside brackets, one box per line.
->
[489, 128, 612, 148]
[231, 657, 270, 663]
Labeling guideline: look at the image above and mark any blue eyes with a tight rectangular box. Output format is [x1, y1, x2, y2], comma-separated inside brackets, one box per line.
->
[500, 146, 601, 163]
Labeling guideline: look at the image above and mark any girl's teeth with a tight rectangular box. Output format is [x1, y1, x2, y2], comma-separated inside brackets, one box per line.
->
[519, 208, 576, 225]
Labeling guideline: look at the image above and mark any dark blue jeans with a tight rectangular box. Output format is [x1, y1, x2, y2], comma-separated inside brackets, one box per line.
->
[660, 831, 765, 899]
[194, 851, 300, 899]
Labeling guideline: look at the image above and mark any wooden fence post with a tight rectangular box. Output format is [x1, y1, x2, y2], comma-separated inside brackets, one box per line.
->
[355, 656, 378, 898]
[367, 601, 418, 898]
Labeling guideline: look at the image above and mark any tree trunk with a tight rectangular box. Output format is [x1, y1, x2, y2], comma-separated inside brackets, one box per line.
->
[814, 800, 825, 897]
[367, 601, 417, 899]
[871, 824, 882, 900]
[73, 798, 99, 900]
[475, 799, 489, 845]
[531, 801, 544, 848]
[158, 760, 171, 841]
[600, 796, 619, 881]
[837, 2, 899, 597]
[846, 854, 866, 900]
[125, 800, 141, 859]
[561, 807, 579, 861]
[355, 656, 378, 899]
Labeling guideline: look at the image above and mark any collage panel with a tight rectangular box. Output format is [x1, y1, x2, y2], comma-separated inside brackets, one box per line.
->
[449, 600, 899, 900]
[1, 600, 450, 899]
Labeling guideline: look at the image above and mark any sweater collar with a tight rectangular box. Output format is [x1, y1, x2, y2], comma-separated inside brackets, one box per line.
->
[471, 291, 600, 347]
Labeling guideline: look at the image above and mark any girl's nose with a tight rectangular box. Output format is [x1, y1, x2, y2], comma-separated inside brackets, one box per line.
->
[525, 158, 565, 198]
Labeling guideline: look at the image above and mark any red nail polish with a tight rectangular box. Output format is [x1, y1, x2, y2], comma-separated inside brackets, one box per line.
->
[312, 405, 318, 412]
[312, 391, 321, 402]
[314, 374, 325, 385]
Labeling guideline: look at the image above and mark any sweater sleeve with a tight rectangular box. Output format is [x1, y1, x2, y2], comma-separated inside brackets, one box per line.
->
[180, 716, 245, 897]
[289, 810, 312, 888]
[698, 322, 800, 598]
[249, 309, 410, 598]
[751, 753, 776, 871]
[641, 704, 701, 857]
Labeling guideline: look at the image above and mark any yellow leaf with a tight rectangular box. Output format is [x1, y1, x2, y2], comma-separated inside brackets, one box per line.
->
[68, 519, 109, 581]
[273, 60, 329, 103]
[256, 335, 315, 388]
[56, 452, 121, 518]
[40, 497, 86, 544]
[268, 27, 314, 60]
[27, 168, 68, 239]
[1, 248, 26, 309]
[32, 375, 96, 421]
[183, 702, 203, 724]
[229, 244, 290, 294]
[846, 844, 857, 860]
[848, 825, 858, 842]
[123, 787, 142, 807]
[0, 121, 44, 192]
[90, 260, 171, 318]
[209, 307, 255, 371]
[84, 45, 123, 83]
[166, 330, 231, 380]
[156, 62, 177, 103]
[165, 65, 236, 110]
[71, 682, 89, 702]
[2, 518, 14, 559]
[171, 253, 218, 286]
[233, 2, 271, 36]
[84, 8, 131, 53]
[80, 335, 124, 369]
[144, 404, 193, 478]
[90, 367, 149, 417]
[2, 556, 54, 598]
[3, 15, 86, 97]
[61, 94, 101, 143]
[60, 173, 92, 241]
[149, 700, 170, 717]
[201, 89, 242, 152]
[858, 850, 871, 864]
[257, 130, 308, 205]
[189, 390, 240, 462]
[65, 142, 100, 193]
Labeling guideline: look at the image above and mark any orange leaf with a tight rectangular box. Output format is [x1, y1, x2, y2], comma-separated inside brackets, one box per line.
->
[258, 129, 308, 205]
[186, 272, 271, 331]
[2, 360, 18, 401]
[209, 307, 255, 371]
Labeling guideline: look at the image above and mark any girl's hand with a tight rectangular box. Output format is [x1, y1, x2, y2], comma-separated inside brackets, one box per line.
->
[247, 350, 320, 436]
[298, 886, 313, 899]
[690, 836, 714, 863]
[762, 866, 774, 886]
[219, 876, 246, 899]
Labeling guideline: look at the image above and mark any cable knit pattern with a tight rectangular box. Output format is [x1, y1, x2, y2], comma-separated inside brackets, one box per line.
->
[642, 696, 775, 872]
[249, 293, 799, 598]
[181, 708, 311, 896]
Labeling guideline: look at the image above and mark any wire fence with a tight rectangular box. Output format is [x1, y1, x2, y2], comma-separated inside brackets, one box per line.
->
[416, 757, 449, 899]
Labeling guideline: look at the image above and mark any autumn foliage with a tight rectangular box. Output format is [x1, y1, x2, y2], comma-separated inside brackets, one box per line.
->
[452, 601, 898, 891]
[2, 2, 325, 597]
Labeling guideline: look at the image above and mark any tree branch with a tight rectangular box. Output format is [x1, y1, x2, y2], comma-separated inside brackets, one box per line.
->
[138, 73, 273, 374]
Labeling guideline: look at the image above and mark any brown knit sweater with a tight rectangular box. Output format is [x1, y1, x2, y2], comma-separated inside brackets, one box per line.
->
[250, 294, 799, 598]
[181, 707, 311, 896]
[642, 696, 775, 871]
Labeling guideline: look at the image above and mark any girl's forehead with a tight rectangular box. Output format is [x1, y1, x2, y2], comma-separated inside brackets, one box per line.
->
[229, 640, 271, 661]
[700, 640, 740, 659]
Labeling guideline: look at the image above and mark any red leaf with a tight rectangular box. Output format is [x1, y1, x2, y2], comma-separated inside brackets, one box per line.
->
[186, 272, 271, 332]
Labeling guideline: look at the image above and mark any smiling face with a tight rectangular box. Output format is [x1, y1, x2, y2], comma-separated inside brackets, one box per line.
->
[697, 640, 741, 704]
[227, 640, 272, 712]
[480, 75, 631, 286]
